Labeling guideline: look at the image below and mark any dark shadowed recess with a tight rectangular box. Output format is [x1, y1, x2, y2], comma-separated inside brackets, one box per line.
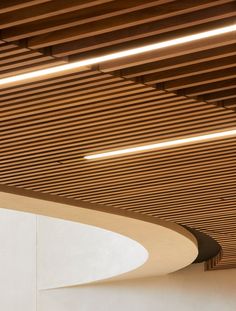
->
[184, 226, 221, 263]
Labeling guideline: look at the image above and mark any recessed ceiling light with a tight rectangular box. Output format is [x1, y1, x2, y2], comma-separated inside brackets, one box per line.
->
[0, 24, 236, 86]
[84, 129, 236, 159]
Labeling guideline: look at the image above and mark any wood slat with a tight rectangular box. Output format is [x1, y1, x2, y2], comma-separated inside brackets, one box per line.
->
[51, 3, 236, 57]
[183, 78, 236, 96]
[1, 0, 173, 41]
[224, 98, 236, 108]
[0, 0, 51, 14]
[0, 0, 113, 29]
[164, 67, 236, 91]
[143, 56, 236, 84]
[27, 0, 229, 49]
[117, 44, 236, 78]
[204, 89, 236, 102]
[98, 23, 236, 71]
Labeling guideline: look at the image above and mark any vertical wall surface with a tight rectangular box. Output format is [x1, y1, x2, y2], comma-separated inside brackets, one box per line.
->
[38, 264, 236, 311]
[0, 209, 36, 311]
[0, 208, 236, 311]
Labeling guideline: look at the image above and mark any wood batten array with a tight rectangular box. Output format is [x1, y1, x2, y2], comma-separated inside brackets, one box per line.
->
[0, 41, 68, 79]
[0, 0, 236, 271]
[1, 69, 236, 271]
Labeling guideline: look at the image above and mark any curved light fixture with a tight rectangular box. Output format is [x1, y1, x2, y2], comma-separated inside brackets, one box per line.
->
[0, 24, 236, 86]
[84, 129, 236, 159]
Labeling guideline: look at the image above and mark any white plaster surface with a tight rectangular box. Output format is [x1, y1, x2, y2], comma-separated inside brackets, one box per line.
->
[0, 207, 236, 311]
[0, 209, 36, 311]
[37, 216, 148, 289]
[38, 264, 236, 311]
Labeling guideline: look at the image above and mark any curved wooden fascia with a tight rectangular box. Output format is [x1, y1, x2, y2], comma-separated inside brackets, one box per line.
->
[0, 184, 198, 284]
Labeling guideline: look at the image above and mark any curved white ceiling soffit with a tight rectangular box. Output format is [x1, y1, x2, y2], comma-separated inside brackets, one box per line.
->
[37, 216, 148, 289]
[0, 189, 198, 288]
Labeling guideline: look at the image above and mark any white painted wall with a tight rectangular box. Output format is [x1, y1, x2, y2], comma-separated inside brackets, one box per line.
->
[0, 209, 36, 311]
[0, 208, 235, 311]
[38, 264, 236, 311]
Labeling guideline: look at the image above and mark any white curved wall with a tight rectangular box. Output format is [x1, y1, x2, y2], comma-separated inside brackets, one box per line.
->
[0, 208, 236, 311]
[38, 264, 236, 311]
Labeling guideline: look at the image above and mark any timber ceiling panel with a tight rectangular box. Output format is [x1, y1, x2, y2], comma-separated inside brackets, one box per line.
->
[0, 0, 236, 271]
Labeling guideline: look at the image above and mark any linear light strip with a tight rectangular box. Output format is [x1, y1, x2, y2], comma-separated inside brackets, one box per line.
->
[1, 24, 236, 86]
[84, 129, 236, 159]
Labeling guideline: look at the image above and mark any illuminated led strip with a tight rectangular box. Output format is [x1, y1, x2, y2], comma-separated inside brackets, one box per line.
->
[0, 24, 236, 86]
[84, 129, 236, 159]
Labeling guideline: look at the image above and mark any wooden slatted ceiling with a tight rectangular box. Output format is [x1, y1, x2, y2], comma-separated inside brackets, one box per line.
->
[0, 0, 236, 270]
[1, 69, 236, 271]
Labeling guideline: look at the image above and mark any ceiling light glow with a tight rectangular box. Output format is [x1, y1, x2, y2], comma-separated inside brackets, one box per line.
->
[0, 24, 236, 86]
[84, 129, 236, 159]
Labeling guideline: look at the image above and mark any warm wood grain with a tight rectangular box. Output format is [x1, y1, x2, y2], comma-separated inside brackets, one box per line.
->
[0, 0, 236, 271]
